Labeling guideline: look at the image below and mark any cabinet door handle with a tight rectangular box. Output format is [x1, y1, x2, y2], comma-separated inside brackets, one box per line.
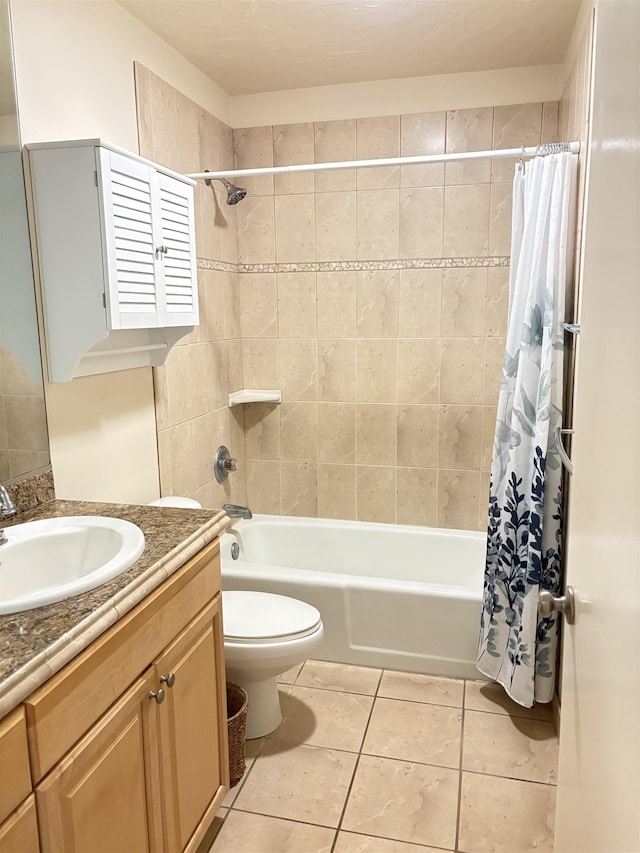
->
[160, 672, 176, 688]
[149, 688, 166, 704]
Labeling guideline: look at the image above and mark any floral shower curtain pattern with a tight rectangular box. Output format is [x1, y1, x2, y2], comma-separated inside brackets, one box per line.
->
[477, 149, 578, 708]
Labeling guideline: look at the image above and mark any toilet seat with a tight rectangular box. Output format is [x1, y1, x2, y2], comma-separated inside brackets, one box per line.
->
[222, 590, 322, 644]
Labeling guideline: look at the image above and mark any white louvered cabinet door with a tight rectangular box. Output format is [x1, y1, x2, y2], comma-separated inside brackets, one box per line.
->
[99, 149, 162, 330]
[156, 172, 198, 327]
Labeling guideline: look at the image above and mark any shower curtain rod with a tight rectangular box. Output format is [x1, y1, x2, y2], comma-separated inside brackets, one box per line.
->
[186, 141, 580, 181]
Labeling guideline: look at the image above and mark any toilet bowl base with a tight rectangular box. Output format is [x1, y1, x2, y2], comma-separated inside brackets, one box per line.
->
[227, 672, 282, 739]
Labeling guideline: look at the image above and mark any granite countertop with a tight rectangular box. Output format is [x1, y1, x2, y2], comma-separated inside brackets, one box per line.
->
[0, 499, 231, 717]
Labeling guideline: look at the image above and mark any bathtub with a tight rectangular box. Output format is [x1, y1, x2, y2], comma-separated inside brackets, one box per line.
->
[220, 515, 486, 680]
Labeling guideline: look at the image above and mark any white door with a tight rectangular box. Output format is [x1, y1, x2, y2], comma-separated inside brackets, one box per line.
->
[554, 2, 640, 851]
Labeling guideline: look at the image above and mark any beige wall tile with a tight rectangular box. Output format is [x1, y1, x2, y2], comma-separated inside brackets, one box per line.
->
[233, 125, 274, 196]
[486, 268, 509, 337]
[160, 344, 195, 424]
[196, 269, 225, 343]
[445, 107, 494, 185]
[357, 270, 399, 338]
[399, 187, 444, 259]
[441, 269, 488, 337]
[357, 190, 400, 260]
[318, 463, 357, 520]
[438, 469, 481, 530]
[195, 183, 220, 261]
[222, 272, 241, 340]
[398, 270, 442, 338]
[281, 461, 318, 516]
[280, 339, 318, 401]
[541, 101, 560, 144]
[150, 75, 178, 169]
[273, 122, 315, 194]
[210, 340, 231, 411]
[318, 403, 356, 464]
[484, 337, 506, 405]
[277, 272, 317, 338]
[280, 402, 318, 462]
[356, 115, 400, 190]
[396, 467, 438, 527]
[459, 773, 556, 853]
[175, 91, 200, 173]
[314, 119, 357, 192]
[244, 402, 280, 460]
[443, 185, 490, 257]
[492, 102, 543, 182]
[481, 407, 497, 472]
[363, 698, 462, 768]
[440, 338, 485, 405]
[319, 339, 357, 402]
[275, 194, 315, 262]
[488, 183, 513, 256]
[239, 273, 278, 338]
[134, 64, 154, 160]
[227, 338, 244, 393]
[357, 404, 397, 466]
[9, 450, 49, 479]
[315, 192, 357, 261]
[397, 340, 440, 404]
[438, 405, 483, 470]
[342, 754, 459, 849]
[158, 421, 196, 497]
[218, 195, 238, 265]
[237, 196, 275, 263]
[357, 339, 397, 403]
[246, 459, 281, 513]
[357, 466, 396, 524]
[191, 411, 215, 490]
[317, 272, 357, 338]
[397, 405, 438, 468]
[212, 811, 334, 853]
[242, 339, 279, 389]
[462, 710, 558, 784]
[479, 471, 491, 531]
[0, 450, 10, 481]
[400, 110, 446, 188]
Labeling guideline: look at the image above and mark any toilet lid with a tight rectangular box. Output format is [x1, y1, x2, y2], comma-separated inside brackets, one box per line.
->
[223, 590, 322, 643]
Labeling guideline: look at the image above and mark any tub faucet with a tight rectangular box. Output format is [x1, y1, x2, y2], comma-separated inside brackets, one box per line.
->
[223, 504, 253, 520]
[0, 485, 17, 545]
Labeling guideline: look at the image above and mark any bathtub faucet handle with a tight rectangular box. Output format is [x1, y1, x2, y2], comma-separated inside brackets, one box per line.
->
[214, 446, 238, 483]
[223, 504, 253, 520]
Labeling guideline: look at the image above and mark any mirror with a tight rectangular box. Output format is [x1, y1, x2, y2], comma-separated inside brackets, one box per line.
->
[0, 0, 50, 482]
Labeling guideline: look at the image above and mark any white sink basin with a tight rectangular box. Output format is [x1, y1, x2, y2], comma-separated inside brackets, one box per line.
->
[0, 516, 145, 615]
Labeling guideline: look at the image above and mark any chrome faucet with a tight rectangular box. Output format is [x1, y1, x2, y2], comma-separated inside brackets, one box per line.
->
[223, 504, 253, 520]
[0, 485, 17, 545]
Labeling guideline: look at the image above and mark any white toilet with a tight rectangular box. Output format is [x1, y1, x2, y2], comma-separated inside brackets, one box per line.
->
[222, 590, 324, 739]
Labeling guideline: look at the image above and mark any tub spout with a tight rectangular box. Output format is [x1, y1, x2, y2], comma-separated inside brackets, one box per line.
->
[223, 503, 253, 520]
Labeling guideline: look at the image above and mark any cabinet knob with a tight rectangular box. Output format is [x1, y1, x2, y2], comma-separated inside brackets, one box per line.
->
[149, 688, 166, 704]
[160, 672, 176, 688]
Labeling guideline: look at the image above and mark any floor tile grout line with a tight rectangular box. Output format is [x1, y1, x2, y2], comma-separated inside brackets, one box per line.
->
[330, 669, 383, 852]
[454, 680, 467, 853]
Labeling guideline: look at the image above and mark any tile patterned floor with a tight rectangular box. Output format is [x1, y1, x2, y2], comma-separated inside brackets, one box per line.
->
[209, 661, 558, 853]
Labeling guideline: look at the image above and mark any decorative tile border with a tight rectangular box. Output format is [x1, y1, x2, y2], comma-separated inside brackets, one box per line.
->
[197, 259, 238, 273]
[199, 257, 510, 273]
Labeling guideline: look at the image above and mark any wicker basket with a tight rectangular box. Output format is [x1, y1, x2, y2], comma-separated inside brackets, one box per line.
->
[226, 682, 248, 787]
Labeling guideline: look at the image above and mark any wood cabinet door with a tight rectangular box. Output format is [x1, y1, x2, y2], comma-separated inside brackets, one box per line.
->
[0, 796, 40, 853]
[155, 596, 229, 852]
[36, 669, 162, 853]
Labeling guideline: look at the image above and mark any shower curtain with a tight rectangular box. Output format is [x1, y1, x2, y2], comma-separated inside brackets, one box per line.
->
[477, 150, 577, 708]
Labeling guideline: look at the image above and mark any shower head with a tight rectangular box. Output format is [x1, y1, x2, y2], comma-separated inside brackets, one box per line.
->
[204, 173, 247, 205]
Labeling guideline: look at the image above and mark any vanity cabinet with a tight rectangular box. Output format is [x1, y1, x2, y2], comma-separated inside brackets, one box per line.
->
[0, 708, 39, 852]
[27, 139, 199, 381]
[19, 538, 228, 853]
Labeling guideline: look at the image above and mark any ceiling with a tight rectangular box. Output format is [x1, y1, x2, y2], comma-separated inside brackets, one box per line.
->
[117, 0, 582, 96]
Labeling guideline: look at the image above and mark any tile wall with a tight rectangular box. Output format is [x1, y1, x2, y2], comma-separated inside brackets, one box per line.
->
[0, 347, 49, 480]
[235, 103, 559, 529]
[135, 64, 248, 508]
[134, 65, 560, 530]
